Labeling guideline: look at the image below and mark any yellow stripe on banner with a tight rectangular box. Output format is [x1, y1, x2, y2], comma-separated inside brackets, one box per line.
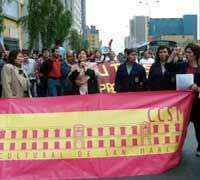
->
[0, 107, 184, 160]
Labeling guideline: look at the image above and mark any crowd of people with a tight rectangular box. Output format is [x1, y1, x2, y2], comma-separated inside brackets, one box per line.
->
[0, 42, 200, 156]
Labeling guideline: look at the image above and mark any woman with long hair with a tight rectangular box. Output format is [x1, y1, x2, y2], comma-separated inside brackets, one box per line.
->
[1, 49, 31, 98]
[166, 43, 200, 156]
[148, 46, 176, 91]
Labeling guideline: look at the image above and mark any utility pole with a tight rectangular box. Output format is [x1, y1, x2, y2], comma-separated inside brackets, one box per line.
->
[138, 0, 159, 18]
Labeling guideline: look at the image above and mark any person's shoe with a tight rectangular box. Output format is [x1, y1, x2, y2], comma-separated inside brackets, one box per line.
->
[196, 150, 200, 157]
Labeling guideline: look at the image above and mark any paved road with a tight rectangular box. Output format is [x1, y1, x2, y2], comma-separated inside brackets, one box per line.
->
[103, 124, 200, 180]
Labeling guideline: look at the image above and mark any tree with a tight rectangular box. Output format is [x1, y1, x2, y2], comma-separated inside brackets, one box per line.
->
[69, 29, 81, 51]
[0, 0, 4, 33]
[19, 0, 72, 50]
[69, 29, 90, 51]
[81, 39, 89, 50]
[18, 0, 42, 50]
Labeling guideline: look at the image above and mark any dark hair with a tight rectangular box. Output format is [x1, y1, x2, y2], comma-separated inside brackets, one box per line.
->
[124, 48, 129, 54]
[42, 48, 49, 53]
[52, 46, 59, 53]
[185, 43, 200, 61]
[8, 49, 22, 65]
[0, 52, 2, 59]
[126, 48, 137, 56]
[77, 49, 88, 58]
[55, 40, 62, 46]
[156, 46, 171, 62]
[22, 49, 29, 56]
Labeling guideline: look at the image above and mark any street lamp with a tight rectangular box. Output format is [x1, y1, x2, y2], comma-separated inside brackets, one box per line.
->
[138, 0, 160, 18]
[137, 0, 160, 42]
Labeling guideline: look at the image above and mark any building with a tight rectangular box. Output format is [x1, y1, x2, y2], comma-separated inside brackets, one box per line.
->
[151, 35, 194, 47]
[19, 0, 29, 50]
[86, 25, 99, 50]
[0, 0, 29, 50]
[149, 15, 198, 41]
[81, 0, 86, 38]
[62, 0, 85, 49]
[129, 16, 148, 48]
[64, 0, 82, 34]
[124, 36, 131, 49]
[1, 0, 21, 49]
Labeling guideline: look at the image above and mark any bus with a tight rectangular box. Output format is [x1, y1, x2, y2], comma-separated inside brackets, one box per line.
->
[136, 40, 178, 57]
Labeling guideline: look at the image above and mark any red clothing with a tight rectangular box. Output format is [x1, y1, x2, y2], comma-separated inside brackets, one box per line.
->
[186, 66, 197, 74]
[48, 58, 62, 78]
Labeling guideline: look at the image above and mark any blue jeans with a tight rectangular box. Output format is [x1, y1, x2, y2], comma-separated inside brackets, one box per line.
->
[47, 78, 62, 96]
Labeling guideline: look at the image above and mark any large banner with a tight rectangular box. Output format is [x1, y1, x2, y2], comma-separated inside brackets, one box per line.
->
[0, 91, 193, 179]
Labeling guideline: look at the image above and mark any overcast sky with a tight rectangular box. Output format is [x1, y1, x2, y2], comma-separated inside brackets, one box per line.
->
[86, 0, 199, 53]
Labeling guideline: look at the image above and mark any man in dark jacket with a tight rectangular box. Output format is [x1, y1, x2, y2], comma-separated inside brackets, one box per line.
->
[115, 48, 147, 92]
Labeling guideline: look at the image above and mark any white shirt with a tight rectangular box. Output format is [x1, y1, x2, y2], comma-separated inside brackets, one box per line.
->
[139, 58, 155, 65]
[22, 59, 37, 80]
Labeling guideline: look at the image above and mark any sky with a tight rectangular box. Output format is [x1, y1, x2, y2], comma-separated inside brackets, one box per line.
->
[86, 0, 199, 53]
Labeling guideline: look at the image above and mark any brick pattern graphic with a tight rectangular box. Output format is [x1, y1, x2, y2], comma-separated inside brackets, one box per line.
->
[0, 122, 182, 152]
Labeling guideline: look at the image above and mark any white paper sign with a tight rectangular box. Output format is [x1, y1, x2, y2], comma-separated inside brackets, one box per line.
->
[176, 74, 194, 90]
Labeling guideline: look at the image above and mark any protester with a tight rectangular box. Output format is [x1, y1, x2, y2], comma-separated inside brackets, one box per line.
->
[56, 40, 66, 60]
[139, 50, 155, 65]
[69, 49, 100, 95]
[1, 49, 31, 98]
[0, 52, 6, 97]
[148, 46, 175, 91]
[94, 50, 103, 63]
[66, 50, 77, 65]
[60, 52, 72, 95]
[115, 48, 147, 92]
[36, 48, 50, 97]
[109, 51, 118, 63]
[118, 48, 129, 64]
[40, 46, 62, 96]
[166, 43, 200, 156]
[22, 50, 37, 97]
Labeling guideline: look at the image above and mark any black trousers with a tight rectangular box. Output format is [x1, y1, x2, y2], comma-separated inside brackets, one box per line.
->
[190, 101, 200, 150]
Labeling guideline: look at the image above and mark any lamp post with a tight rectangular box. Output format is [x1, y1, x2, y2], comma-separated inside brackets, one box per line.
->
[138, 0, 160, 18]
[138, 0, 160, 42]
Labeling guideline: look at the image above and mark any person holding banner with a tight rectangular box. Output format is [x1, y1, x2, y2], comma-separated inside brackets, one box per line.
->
[148, 46, 176, 91]
[69, 49, 100, 95]
[1, 49, 31, 98]
[166, 43, 200, 156]
[114, 48, 147, 92]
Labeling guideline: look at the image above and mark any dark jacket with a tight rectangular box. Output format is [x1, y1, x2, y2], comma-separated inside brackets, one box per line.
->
[39, 59, 53, 76]
[165, 61, 200, 122]
[114, 62, 147, 92]
[68, 68, 99, 95]
[148, 62, 176, 91]
[61, 61, 71, 77]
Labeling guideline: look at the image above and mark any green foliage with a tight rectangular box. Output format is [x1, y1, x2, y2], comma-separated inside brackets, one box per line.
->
[69, 29, 90, 51]
[69, 29, 81, 51]
[81, 39, 89, 50]
[18, 0, 72, 50]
